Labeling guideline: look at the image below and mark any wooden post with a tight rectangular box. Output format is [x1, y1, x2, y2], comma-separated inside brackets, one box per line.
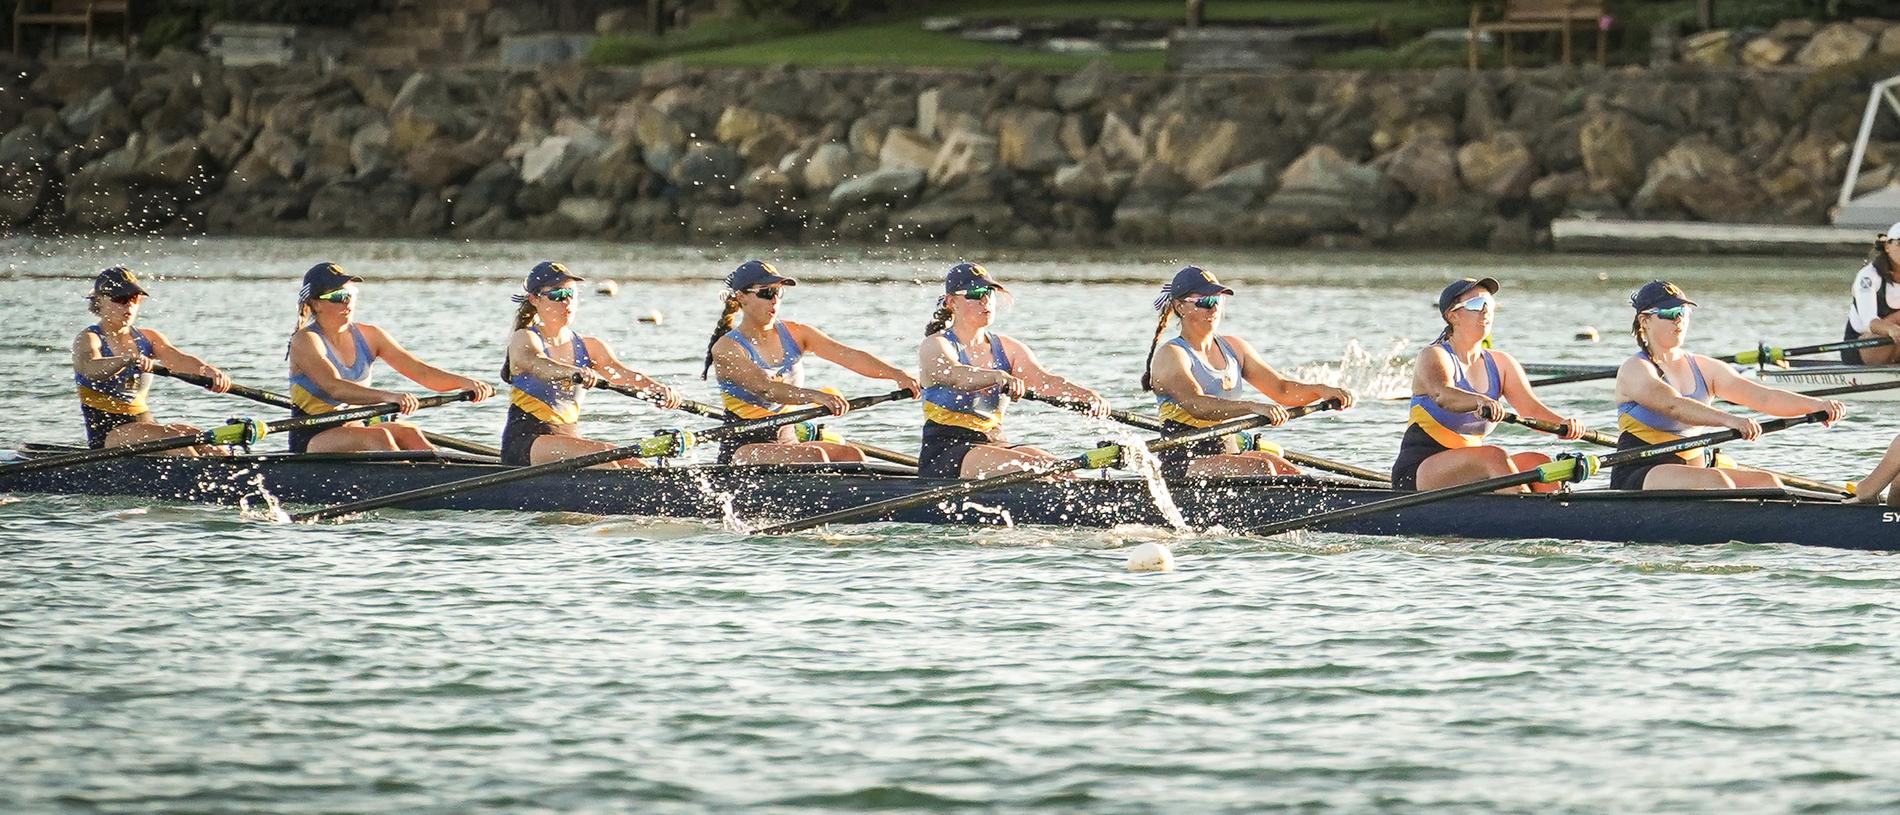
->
[1185, 0, 1205, 29]
[1697, 0, 1713, 30]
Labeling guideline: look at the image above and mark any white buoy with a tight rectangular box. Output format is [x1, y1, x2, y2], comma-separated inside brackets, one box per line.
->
[1125, 541, 1175, 572]
[1575, 326, 1600, 342]
[636, 309, 664, 325]
[595, 279, 620, 296]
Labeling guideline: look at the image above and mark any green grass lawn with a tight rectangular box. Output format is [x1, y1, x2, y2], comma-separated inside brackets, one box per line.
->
[595, 1, 1469, 71]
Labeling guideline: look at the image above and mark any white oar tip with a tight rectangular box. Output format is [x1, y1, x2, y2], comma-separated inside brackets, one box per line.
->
[595, 279, 620, 296]
[1575, 326, 1599, 342]
[1125, 541, 1175, 572]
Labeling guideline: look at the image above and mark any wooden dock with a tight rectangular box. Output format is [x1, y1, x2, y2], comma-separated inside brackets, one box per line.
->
[1550, 219, 1869, 255]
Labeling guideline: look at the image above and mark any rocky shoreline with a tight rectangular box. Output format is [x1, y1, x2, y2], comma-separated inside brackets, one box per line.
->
[1, 52, 1893, 251]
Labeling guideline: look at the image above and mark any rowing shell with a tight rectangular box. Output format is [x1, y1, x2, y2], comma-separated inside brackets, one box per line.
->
[0, 447, 1891, 551]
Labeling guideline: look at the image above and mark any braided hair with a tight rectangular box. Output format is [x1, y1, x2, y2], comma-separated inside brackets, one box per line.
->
[701, 293, 743, 379]
[1139, 307, 1175, 391]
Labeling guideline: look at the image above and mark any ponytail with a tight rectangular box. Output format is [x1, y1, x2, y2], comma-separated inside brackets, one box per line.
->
[291, 300, 313, 336]
[1139, 308, 1174, 391]
[701, 294, 742, 379]
[923, 300, 953, 337]
[1631, 314, 1664, 376]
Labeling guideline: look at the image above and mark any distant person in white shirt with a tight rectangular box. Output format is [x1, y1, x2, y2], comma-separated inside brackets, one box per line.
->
[1843, 221, 1900, 365]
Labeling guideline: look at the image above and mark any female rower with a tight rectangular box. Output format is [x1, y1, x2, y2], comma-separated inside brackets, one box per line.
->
[1392, 277, 1585, 491]
[918, 262, 1108, 479]
[71, 266, 232, 453]
[702, 260, 919, 465]
[1847, 433, 1900, 506]
[502, 261, 682, 467]
[1841, 221, 1900, 365]
[286, 261, 493, 454]
[1141, 266, 1355, 478]
[1612, 280, 1845, 491]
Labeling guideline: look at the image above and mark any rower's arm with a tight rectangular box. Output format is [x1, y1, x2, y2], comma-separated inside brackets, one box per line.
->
[710, 334, 829, 406]
[1700, 354, 1844, 418]
[507, 328, 589, 383]
[364, 324, 485, 394]
[1415, 346, 1493, 414]
[1149, 343, 1260, 421]
[1493, 350, 1571, 424]
[141, 329, 220, 378]
[582, 337, 675, 399]
[1616, 357, 1749, 429]
[1230, 336, 1352, 407]
[288, 329, 406, 405]
[920, 335, 1011, 391]
[70, 330, 131, 379]
[788, 322, 918, 394]
[1001, 336, 1097, 404]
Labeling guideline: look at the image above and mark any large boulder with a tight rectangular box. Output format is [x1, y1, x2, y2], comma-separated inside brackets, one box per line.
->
[1051, 157, 1131, 204]
[555, 197, 616, 232]
[350, 123, 392, 177]
[1796, 23, 1873, 68]
[451, 162, 518, 225]
[1112, 161, 1192, 243]
[996, 107, 1064, 172]
[715, 106, 796, 147]
[801, 142, 856, 190]
[927, 130, 998, 188]
[405, 137, 493, 188]
[1054, 59, 1114, 111]
[1882, 26, 1900, 56]
[1578, 107, 1663, 199]
[1260, 145, 1395, 235]
[1170, 160, 1271, 244]
[828, 166, 925, 214]
[916, 85, 985, 140]
[669, 141, 745, 202]
[519, 133, 602, 190]
[879, 128, 939, 172]
[387, 73, 470, 154]
[1681, 30, 1736, 66]
[1390, 196, 1494, 249]
[1631, 138, 1762, 221]
[1383, 135, 1460, 205]
[1093, 112, 1143, 169]
[132, 137, 206, 187]
[0, 128, 51, 225]
[1456, 131, 1537, 201]
[1741, 36, 1791, 68]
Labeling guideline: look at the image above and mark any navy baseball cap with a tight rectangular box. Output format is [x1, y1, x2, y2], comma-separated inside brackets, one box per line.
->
[1630, 280, 1696, 312]
[726, 260, 794, 291]
[1153, 265, 1234, 310]
[944, 262, 1002, 294]
[526, 260, 583, 292]
[1436, 277, 1500, 313]
[89, 265, 148, 299]
[300, 261, 362, 300]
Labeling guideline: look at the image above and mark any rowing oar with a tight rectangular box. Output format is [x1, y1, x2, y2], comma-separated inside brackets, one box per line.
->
[154, 366, 502, 458]
[0, 391, 477, 478]
[1503, 414, 1849, 496]
[592, 381, 919, 467]
[1023, 393, 1389, 484]
[1245, 410, 1832, 538]
[758, 399, 1343, 535]
[1530, 336, 1897, 387]
[289, 389, 913, 523]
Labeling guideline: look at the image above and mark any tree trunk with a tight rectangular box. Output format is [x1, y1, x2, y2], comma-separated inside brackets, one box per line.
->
[1697, 0, 1713, 30]
[1186, 0, 1205, 29]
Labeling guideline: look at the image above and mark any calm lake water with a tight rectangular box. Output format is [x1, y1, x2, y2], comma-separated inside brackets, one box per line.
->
[2, 237, 1898, 813]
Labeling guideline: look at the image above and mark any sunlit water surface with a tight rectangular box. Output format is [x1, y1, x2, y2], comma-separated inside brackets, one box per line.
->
[2, 238, 1898, 812]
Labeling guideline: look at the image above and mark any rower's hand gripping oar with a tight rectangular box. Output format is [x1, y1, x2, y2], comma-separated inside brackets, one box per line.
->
[584, 378, 920, 467]
[1503, 413, 1849, 496]
[153, 366, 503, 458]
[1025, 393, 1390, 484]
[0, 391, 478, 477]
[1246, 410, 1834, 538]
[289, 389, 914, 522]
[758, 399, 1344, 536]
[1530, 336, 1897, 387]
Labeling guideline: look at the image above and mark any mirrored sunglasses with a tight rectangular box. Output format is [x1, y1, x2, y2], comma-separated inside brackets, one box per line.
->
[1644, 305, 1691, 321]
[539, 287, 577, 302]
[1449, 293, 1495, 314]
[958, 286, 994, 302]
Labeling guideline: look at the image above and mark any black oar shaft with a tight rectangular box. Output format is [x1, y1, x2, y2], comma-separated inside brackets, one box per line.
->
[155, 367, 503, 458]
[1, 392, 473, 477]
[1040, 396, 1391, 484]
[1505, 413, 1845, 496]
[1529, 336, 1896, 387]
[761, 401, 1339, 535]
[1247, 412, 1827, 537]
[290, 390, 912, 522]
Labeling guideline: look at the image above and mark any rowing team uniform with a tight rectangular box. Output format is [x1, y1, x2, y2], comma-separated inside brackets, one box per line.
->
[918, 327, 1014, 478]
[1609, 353, 1712, 490]
[715, 321, 804, 464]
[501, 328, 591, 466]
[1390, 341, 1500, 491]
[75, 324, 153, 448]
[1154, 335, 1253, 479]
[286, 323, 373, 453]
[1843, 260, 1900, 363]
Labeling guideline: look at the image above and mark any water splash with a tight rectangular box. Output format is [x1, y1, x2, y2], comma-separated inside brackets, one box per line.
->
[1288, 339, 1416, 400]
[687, 467, 749, 533]
[235, 472, 290, 523]
[941, 499, 1013, 528]
[1084, 421, 1191, 532]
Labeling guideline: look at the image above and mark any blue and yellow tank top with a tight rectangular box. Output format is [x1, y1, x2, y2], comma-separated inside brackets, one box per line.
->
[1618, 352, 1710, 464]
[507, 328, 592, 425]
[74, 325, 153, 416]
[718, 322, 804, 420]
[1155, 335, 1246, 428]
[923, 327, 1012, 433]
[288, 323, 374, 415]
[1407, 341, 1501, 449]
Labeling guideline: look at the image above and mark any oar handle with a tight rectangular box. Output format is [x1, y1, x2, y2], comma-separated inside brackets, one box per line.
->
[1504, 414, 1617, 447]
[583, 377, 726, 419]
[152, 365, 295, 409]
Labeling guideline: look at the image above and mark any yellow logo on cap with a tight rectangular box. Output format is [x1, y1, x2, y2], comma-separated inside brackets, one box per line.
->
[1661, 282, 1685, 297]
[969, 264, 988, 278]
[760, 261, 778, 276]
[547, 262, 568, 275]
[122, 270, 139, 285]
